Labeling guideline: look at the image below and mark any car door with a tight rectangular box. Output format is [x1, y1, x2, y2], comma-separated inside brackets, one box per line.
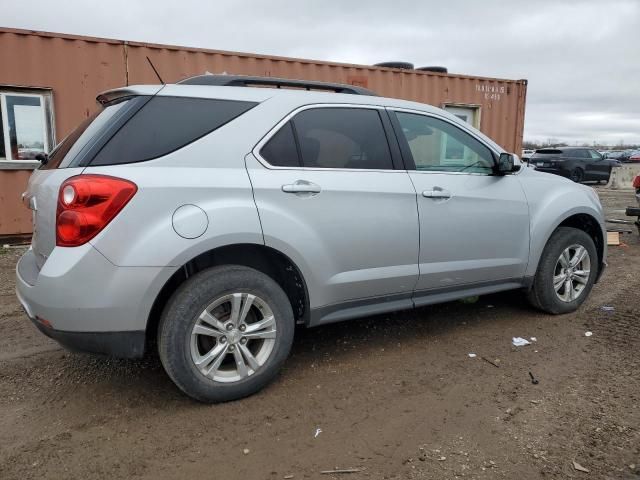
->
[587, 149, 611, 180]
[388, 109, 530, 298]
[246, 105, 420, 315]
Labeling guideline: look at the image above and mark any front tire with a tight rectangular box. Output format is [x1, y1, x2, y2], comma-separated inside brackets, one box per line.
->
[527, 227, 598, 314]
[158, 265, 294, 403]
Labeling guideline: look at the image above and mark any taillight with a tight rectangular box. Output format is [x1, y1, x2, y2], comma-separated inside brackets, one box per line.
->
[56, 175, 137, 247]
[633, 176, 640, 189]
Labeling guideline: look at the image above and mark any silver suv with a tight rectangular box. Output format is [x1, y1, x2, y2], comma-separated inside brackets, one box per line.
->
[16, 75, 606, 402]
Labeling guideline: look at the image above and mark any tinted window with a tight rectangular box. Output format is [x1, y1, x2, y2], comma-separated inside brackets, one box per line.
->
[532, 149, 563, 158]
[589, 150, 602, 159]
[395, 112, 494, 173]
[43, 98, 135, 170]
[568, 149, 589, 159]
[91, 97, 257, 166]
[260, 121, 300, 167]
[292, 108, 393, 169]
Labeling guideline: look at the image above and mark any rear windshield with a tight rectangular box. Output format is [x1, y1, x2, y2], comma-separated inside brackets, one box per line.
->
[532, 149, 563, 157]
[90, 97, 258, 166]
[40, 98, 134, 169]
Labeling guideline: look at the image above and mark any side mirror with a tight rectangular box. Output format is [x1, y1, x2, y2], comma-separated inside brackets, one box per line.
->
[35, 153, 49, 165]
[496, 152, 516, 174]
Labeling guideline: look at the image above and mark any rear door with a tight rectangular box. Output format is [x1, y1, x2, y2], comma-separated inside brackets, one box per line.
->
[246, 105, 419, 311]
[388, 109, 530, 296]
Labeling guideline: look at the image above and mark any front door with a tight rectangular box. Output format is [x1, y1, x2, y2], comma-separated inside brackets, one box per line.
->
[390, 109, 530, 293]
[246, 106, 420, 311]
[587, 149, 611, 181]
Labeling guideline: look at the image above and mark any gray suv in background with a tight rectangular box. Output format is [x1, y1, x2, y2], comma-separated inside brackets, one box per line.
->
[16, 75, 606, 402]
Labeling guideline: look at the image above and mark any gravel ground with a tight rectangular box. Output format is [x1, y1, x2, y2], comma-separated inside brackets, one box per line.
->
[0, 187, 638, 480]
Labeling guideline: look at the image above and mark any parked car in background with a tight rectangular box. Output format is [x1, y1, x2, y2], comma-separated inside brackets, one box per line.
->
[530, 147, 618, 183]
[16, 75, 607, 402]
[628, 151, 640, 162]
[604, 151, 622, 160]
[521, 149, 535, 161]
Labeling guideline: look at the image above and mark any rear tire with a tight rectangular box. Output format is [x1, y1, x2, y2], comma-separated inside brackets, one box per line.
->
[158, 265, 294, 403]
[527, 227, 598, 314]
[570, 168, 584, 183]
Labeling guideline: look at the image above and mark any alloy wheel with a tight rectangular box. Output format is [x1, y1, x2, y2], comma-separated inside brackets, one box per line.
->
[553, 244, 591, 302]
[190, 293, 277, 383]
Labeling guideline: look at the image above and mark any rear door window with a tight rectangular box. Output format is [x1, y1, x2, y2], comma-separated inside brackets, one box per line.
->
[260, 121, 301, 167]
[90, 97, 258, 166]
[568, 149, 589, 159]
[259, 107, 394, 170]
[293, 108, 393, 170]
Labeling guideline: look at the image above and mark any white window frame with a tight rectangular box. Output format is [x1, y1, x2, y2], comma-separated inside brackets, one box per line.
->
[0, 87, 55, 170]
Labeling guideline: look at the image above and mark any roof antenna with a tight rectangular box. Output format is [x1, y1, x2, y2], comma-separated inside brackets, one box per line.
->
[146, 56, 165, 84]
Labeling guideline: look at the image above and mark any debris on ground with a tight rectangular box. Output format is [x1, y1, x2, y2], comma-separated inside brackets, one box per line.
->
[243, 448, 250, 455]
[530, 337, 537, 342]
[572, 460, 590, 473]
[320, 468, 364, 474]
[601, 305, 615, 312]
[314, 427, 322, 438]
[284, 475, 294, 479]
[529, 372, 539, 385]
[481, 356, 500, 368]
[512, 337, 531, 347]
[468, 353, 477, 358]
[607, 231, 620, 246]
[585, 331, 593, 337]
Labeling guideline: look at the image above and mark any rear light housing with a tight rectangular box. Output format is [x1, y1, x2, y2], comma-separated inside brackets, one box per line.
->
[633, 175, 640, 190]
[56, 175, 137, 247]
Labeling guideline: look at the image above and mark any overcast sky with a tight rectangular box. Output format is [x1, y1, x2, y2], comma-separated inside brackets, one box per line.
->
[3, 0, 639, 146]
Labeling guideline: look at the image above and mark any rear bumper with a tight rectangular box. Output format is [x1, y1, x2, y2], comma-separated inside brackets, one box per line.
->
[16, 245, 176, 358]
[29, 316, 145, 358]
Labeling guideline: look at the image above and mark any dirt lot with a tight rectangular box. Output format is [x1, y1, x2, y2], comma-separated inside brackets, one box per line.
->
[1, 187, 639, 480]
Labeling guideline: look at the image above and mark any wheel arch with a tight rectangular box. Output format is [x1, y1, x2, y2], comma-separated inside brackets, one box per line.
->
[146, 243, 310, 347]
[528, 210, 605, 282]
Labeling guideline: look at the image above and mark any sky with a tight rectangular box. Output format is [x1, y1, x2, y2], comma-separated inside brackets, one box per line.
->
[3, 0, 639, 146]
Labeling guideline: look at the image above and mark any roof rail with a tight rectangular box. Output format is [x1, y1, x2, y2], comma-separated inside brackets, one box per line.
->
[177, 74, 377, 96]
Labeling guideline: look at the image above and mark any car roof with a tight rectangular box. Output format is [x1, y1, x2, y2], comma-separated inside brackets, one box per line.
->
[97, 81, 505, 153]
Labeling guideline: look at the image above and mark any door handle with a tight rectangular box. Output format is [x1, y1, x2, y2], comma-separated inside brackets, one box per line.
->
[282, 180, 321, 194]
[422, 188, 451, 199]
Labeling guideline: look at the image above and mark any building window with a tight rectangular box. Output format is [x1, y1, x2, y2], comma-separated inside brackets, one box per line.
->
[0, 88, 55, 165]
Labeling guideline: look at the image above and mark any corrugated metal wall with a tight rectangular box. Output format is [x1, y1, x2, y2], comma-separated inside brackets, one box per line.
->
[0, 28, 527, 235]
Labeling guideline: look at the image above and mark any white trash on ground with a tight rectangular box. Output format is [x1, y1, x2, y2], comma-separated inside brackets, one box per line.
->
[585, 331, 593, 337]
[512, 337, 531, 347]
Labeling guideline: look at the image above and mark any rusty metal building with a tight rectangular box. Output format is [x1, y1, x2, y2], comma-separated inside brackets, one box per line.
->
[0, 27, 528, 236]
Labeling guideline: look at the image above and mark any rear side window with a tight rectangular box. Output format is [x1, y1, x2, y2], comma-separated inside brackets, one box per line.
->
[91, 97, 257, 166]
[260, 121, 300, 167]
[293, 108, 393, 169]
